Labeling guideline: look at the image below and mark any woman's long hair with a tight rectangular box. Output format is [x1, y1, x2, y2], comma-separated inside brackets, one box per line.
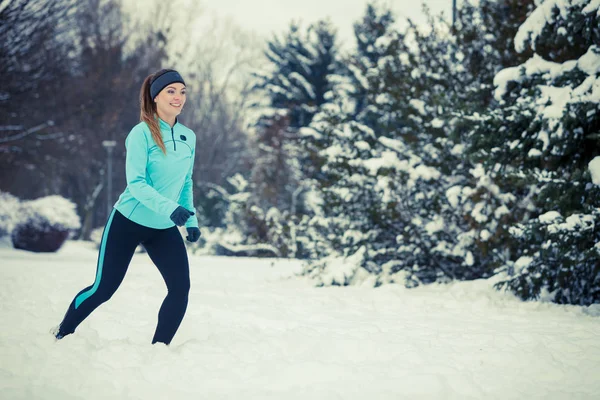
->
[140, 69, 174, 154]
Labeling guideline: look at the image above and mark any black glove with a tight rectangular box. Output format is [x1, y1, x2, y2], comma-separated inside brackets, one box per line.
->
[170, 206, 194, 226]
[186, 227, 201, 242]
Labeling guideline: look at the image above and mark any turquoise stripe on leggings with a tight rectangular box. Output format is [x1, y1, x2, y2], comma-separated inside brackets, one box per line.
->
[75, 209, 116, 309]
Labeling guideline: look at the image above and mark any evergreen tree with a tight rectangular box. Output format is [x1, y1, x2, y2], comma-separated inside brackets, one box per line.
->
[348, 2, 397, 117]
[467, 0, 600, 304]
[453, 0, 536, 107]
[229, 20, 340, 256]
[301, 1, 536, 285]
[253, 21, 339, 130]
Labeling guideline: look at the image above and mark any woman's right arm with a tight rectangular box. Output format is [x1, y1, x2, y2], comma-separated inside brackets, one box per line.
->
[125, 126, 180, 216]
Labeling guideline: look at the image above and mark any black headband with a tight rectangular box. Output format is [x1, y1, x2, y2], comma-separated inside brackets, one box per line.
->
[150, 70, 186, 99]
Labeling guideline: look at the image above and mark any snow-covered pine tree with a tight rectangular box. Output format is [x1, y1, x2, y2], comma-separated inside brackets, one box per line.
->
[391, 0, 541, 285]
[300, 4, 468, 284]
[467, 0, 600, 305]
[301, 1, 535, 286]
[453, 0, 536, 107]
[253, 21, 339, 130]
[347, 2, 397, 119]
[422, 0, 538, 283]
[292, 3, 400, 263]
[229, 20, 340, 257]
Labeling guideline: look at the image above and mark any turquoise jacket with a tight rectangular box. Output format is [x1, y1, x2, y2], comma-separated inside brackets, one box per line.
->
[114, 118, 199, 229]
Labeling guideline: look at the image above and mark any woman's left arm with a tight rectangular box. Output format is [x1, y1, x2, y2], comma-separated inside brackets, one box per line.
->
[179, 145, 199, 228]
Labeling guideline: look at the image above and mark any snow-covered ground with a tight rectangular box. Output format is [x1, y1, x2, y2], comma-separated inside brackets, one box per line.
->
[1, 240, 599, 400]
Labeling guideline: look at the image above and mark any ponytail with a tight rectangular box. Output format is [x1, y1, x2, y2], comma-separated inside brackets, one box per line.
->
[140, 71, 167, 154]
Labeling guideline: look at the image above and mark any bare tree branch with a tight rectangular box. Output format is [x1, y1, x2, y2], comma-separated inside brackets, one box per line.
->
[0, 121, 55, 144]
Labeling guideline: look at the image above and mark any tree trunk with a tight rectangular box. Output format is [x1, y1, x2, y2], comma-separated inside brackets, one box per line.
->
[78, 181, 104, 241]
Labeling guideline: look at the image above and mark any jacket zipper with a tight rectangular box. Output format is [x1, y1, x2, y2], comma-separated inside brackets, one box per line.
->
[171, 126, 176, 151]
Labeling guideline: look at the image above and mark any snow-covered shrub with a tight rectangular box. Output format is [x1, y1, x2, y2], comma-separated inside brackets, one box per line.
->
[202, 170, 322, 259]
[188, 227, 224, 255]
[223, 200, 296, 258]
[303, 246, 371, 286]
[90, 226, 104, 248]
[11, 195, 81, 252]
[0, 191, 21, 238]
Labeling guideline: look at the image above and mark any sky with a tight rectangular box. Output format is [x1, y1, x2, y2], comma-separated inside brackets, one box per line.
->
[197, 0, 453, 47]
[118, 0, 456, 108]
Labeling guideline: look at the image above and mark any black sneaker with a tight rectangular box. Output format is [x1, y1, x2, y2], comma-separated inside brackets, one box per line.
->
[50, 326, 66, 340]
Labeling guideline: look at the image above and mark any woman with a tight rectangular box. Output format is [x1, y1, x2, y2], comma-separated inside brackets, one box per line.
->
[53, 69, 201, 345]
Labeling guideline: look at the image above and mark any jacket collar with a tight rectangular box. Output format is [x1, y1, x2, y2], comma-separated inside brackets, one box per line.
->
[157, 116, 178, 131]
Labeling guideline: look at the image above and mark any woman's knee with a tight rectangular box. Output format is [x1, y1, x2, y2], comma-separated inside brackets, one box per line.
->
[180, 278, 191, 296]
[168, 277, 190, 297]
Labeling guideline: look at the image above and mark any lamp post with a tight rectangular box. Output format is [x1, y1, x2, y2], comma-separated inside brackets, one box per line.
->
[452, 0, 457, 31]
[102, 140, 117, 219]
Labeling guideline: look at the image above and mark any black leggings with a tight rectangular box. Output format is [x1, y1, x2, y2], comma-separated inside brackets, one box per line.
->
[58, 209, 190, 344]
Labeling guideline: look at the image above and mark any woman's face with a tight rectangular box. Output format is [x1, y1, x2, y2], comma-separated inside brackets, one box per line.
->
[154, 82, 186, 120]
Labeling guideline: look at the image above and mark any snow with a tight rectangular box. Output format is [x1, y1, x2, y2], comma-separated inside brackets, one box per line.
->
[470, 163, 486, 178]
[309, 246, 367, 286]
[347, 64, 369, 90]
[288, 72, 316, 100]
[409, 99, 427, 116]
[374, 34, 392, 51]
[0, 191, 21, 235]
[515, 256, 534, 273]
[450, 144, 464, 156]
[509, 225, 525, 238]
[341, 230, 364, 246]
[514, 0, 599, 53]
[1, 242, 599, 399]
[375, 93, 393, 105]
[578, 45, 600, 75]
[359, 151, 440, 185]
[378, 136, 407, 153]
[528, 148, 543, 157]
[265, 207, 281, 221]
[20, 195, 81, 231]
[425, 216, 445, 235]
[410, 68, 421, 79]
[539, 210, 562, 223]
[351, 121, 376, 139]
[398, 52, 410, 66]
[494, 46, 600, 101]
[361, 151, 404, 175]
[375, 176, 395, 203]
[446, 186, 463, 208]
[464, 251, 474, 266]
[537, 130, 550, 150]
[354, 140, 370, 151]
[472, 202, 489, 223]
[583, 0, 600, 13]
[298, 126, 322, 139]
[1, 194, 81, 236]
[229, 192, 250, 202]
[480, 229, 491, 241]
[411, 164, 441, 181]
[322, 143, 346, 160]
[589, 156, 600, 185]
[547, 213, 595, 233]
[494, 205, 510, 219]
[431, 118, 444, 128]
